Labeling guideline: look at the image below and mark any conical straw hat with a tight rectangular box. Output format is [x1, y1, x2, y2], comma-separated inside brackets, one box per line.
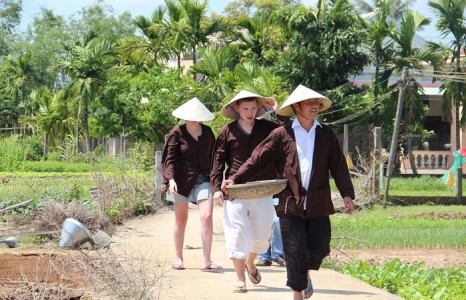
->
[221, 90, 272, 119]
[276, 85, 332, 117]
[172, 97, 215, 122]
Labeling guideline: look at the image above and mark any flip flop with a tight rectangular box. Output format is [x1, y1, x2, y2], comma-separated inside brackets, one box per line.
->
[303, 276, 313, 299]
[172, 263, 185, 270]
[201, 263, 223, 272]
[245, 265, 261, 284]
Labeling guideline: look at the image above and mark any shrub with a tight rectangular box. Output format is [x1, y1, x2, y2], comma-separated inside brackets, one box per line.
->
[0, 135, 24, 171]
[22, 136, 44, 161]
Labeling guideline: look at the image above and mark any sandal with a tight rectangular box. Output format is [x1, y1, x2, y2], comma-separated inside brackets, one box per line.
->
[245, 265, 261, 284]
[201, 263, 223, 272]
[303, 276, 313, 299]
[171, 263, 185, 270]
[233, 281, 247, 293]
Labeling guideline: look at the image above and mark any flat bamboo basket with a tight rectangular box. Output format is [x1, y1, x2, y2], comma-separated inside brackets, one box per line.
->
[226, 179, 287, 199]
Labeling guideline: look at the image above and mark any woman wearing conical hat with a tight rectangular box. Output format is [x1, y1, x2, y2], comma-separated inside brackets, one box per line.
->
[222, 85, 355, 299]
[162, 97, 222, 272]
[210, 90, 282, 293]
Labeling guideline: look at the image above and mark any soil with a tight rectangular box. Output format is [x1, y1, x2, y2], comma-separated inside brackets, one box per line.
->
[0, 206, 464, 299]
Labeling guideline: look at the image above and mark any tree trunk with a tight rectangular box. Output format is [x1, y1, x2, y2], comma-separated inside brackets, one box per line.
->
[43, 132, 49, 161]
[407, 133, 418, 175]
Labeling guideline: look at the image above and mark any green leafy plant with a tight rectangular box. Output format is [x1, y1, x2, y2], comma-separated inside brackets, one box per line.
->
[341, 259, 466, 299]
[0, 135, 25, 171]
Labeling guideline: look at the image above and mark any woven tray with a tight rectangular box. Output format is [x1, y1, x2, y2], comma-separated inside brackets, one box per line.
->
[226, 179, 288, 199]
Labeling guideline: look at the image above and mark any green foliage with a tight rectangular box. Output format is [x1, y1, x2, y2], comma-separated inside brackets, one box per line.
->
[128, 142, 155, 169]
[273, 0, 368, 90]
[21, 136, 44, 161]
[341, 259, 466, 299]
[331, 205, 466, 249]
[0, 135, 24, 171]
[22, 161, 117, 173]
[387, 176, 466, 196]
[95, 66, 187, 144]
[0, 0, 22, 56]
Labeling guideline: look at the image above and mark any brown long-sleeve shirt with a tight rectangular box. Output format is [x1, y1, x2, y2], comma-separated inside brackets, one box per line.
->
[231, 123, 355, 217]
[162, 124, 215, 197]
[210, 119, 279, 193]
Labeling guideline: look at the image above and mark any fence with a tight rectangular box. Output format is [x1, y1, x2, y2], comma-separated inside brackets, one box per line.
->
[338, 125, 453, 176]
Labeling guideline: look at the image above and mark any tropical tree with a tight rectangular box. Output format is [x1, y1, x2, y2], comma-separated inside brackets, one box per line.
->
[60, 31, 115, 153]
[236, 12, 281, 65]
[179, 0, 226, 67]
[359, 0, 396, 99]
[0, 0, 22, 57]
[354, 0, 415, 21]
[190, 45, 241, 108]
[0, 52, 39, 133]
[429, 0, 466, 198]
[274, 0, 368, 90]
[130, 8, 172, 67]
[163, 0, 191, 70]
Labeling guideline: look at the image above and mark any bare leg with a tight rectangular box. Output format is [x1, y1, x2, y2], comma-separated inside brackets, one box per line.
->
[245, 252, 258, 271]
[197, 197, 213, 267]
[173, 202, 189, 266]
[232, 258, 247, 283]
[293, 290, 304, 300]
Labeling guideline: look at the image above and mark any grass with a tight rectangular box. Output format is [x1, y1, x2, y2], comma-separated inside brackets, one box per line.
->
[0, 175, 96, 203]
[385, 176, 460, 196]
[331, 205, 466, 249]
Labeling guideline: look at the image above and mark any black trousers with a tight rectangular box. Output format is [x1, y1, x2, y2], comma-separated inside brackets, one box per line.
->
[280, 215, 331, 292]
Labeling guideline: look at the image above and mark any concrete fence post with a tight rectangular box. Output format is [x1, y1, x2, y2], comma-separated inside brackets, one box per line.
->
[155, 151, 164, 203]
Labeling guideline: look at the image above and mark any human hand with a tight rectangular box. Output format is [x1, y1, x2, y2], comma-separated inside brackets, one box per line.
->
[265, 97, 278, 112]
[213, 191, 224, 207]
[221, 179, 234, 194]
[169, 179, 178, 194]
[343, 197, 354, 215]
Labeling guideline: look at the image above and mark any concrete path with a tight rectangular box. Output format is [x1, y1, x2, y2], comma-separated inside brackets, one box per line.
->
[112, 205, 403, 300]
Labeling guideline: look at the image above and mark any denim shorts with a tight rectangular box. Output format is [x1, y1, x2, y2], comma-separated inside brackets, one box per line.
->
[167, 181, 213, 203]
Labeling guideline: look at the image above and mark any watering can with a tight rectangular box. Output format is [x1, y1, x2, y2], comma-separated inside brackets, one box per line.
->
[0, 236, 17, 248]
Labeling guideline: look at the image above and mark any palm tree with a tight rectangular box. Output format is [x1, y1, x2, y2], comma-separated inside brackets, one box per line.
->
[163, 0, 190, 70]
[0, 53, 39, 134]
[190, 45, 240, 108]
[130, 7, 172, 68]
[354, 0, 415, 21]
[390, 10, 447, 174]
[179, 0, 226, 67]
[360, 0, 396, 99]
[60, 31, 115, 153]
[428, 0, 466, 199]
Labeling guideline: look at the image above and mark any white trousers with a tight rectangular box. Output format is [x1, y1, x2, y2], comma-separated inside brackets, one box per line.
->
[223, 196, 274, 259]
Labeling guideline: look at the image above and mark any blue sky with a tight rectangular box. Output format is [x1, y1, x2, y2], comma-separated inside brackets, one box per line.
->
[20, 0, 450, 43]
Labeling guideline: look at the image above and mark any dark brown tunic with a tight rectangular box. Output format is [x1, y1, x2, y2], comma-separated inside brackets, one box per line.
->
[231, 123, 355, 217]
[210, 119, 279, 193]
[162, 124, 215, 198]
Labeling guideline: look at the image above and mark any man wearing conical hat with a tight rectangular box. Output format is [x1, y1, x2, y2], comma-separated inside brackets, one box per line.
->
[162, 97, 223, 273]
[210, 90, 282, 293]
[222, 85, 355, 299]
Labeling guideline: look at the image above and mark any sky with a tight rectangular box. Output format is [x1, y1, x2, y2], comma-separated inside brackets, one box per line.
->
[19, 0, 450, 43]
